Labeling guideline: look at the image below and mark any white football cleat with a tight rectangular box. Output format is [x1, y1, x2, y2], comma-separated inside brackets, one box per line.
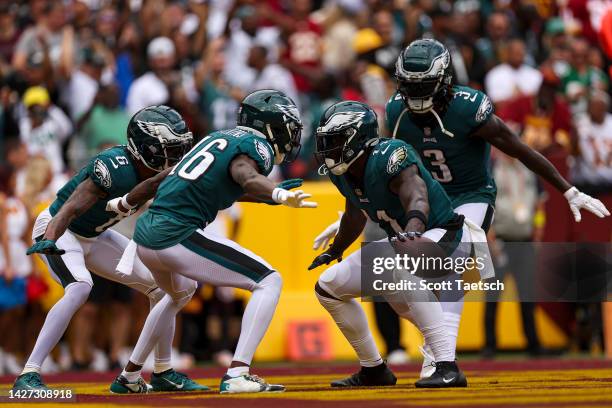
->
[419, 344, 436, 378]
[387, 349, 410, 365]
[219, 374, 285, 394]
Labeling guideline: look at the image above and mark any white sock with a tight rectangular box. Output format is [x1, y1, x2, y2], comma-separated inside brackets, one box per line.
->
[231, 273, 282, 365]
[24, 282, 90, 372]
[149, 291, 175, 375]
[129, 295, 180, 366]
[121, 369, 141, 382]
[438, 281, 465, 360]
[226, 366, 249, 377]
[316, 293, 383, 368]
[442, 311, 462, 360]
[21, 366, 40, 375]
[388, 300, 454, 362]
[153, 360, 172, 374]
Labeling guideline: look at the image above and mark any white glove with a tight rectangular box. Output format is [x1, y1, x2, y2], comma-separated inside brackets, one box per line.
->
[313, 211, 343, 250]
[106, 194, 137, 218]
[271, 188, 318, 208]
[564, 186, 610, 222]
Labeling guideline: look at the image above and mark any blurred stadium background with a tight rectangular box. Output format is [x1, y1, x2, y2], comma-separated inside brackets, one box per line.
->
[0, 0, 611, 399]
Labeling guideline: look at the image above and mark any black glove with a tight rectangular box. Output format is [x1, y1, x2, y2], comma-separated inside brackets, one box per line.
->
[391, 231, 423, 242]
[308, 248, 343, 270]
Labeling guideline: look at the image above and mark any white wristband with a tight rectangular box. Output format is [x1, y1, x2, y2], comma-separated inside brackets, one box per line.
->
[120, 194, 137, 211]
[271, 188, 284, 204]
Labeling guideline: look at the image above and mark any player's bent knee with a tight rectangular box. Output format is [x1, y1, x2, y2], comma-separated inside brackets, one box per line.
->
[258, 272, 283, 296]
[65, 281, 92, 306]
[177, 280, 198, 308]
[315, 281, 341, 306]
[147, 287, 165, 306]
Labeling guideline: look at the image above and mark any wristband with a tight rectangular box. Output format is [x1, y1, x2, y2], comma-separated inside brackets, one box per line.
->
[405, 210, 427, 226]
[271, 188, 284, 204]
[120, 194, 137, 211]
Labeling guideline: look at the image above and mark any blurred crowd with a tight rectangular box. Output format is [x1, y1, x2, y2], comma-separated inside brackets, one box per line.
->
[0, 0, 611, 373]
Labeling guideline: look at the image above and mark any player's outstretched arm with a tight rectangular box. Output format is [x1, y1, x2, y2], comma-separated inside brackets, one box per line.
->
[106, 168, 172, 216]
[28, 178, 105, 255]
[389, 164, 430, 241]
[308, 199, 365, 270]
[475, 115, 610, 222]
[229, 155, 317, 208]
[240, 178, 304, 204]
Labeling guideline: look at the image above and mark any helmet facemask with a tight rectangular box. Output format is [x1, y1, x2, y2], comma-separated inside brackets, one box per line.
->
[265, 118, 303, 165]
[396, 75, 450, 113]
[316, 127, 376, 176]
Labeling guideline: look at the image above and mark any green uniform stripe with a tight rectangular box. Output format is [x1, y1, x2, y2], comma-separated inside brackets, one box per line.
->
[180, 232, 272, 283]
[480, 205, 495, 233]
[35, 236, 77, 288]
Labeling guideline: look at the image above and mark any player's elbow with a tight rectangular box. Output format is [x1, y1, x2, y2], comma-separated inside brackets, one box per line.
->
[238, 173, 262, 194]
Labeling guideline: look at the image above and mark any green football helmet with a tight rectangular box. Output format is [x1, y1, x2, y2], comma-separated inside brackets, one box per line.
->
[127, 105, 193, 172]
[395, 39, 452, 113]
[237, 89, 303, 164]
[315, 101, 379, 175]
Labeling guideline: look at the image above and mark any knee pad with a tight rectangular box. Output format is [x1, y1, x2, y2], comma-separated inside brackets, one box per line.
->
[258, 272, 282, 296]
[65, 281, 92, 306]
[172, 280, 197, 309]
[147, 287, 165, 307]
[315, 281, 343, 312]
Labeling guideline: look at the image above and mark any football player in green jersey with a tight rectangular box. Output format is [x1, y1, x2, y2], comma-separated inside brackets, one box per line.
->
[310, 101, 480, 388]
[316, 39, 610, 378]
[15, 106, 207, 394]
[113, 90, 316, 394]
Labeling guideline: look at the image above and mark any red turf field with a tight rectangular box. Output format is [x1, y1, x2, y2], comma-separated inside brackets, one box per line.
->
[1, 359, 611, 407]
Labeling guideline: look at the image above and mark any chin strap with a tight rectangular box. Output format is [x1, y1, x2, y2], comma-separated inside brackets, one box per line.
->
[397, 101, 455, 138]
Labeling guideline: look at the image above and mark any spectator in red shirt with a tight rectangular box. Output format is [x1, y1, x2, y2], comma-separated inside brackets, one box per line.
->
[259, 0, 324, 94]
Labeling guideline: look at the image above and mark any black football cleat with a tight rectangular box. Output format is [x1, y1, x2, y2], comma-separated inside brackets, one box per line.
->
[331, 362, 397, 387]
[414, 361, 467, 388]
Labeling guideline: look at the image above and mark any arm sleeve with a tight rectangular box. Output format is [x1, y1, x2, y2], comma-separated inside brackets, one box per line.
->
[236, 137, 275, 176]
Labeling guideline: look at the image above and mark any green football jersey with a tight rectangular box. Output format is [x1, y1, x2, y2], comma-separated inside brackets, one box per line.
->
[49, 146, 141, 238]
[385, 85, 497, 207]
[329, 139, 459, 238]
[134, 128, 275, 249]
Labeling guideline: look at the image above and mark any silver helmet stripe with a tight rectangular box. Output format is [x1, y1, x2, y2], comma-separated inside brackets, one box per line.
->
[395, 47, 450, 80]
[134, 120, 193, 172]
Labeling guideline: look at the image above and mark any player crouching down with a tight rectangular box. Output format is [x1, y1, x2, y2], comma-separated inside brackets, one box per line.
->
[15, 106, 207, 393]
[116, 90, 317, 394]
[309, 101, 489, 388]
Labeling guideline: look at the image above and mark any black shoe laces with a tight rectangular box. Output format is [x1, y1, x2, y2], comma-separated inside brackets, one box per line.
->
[244, 374, 267, 385]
